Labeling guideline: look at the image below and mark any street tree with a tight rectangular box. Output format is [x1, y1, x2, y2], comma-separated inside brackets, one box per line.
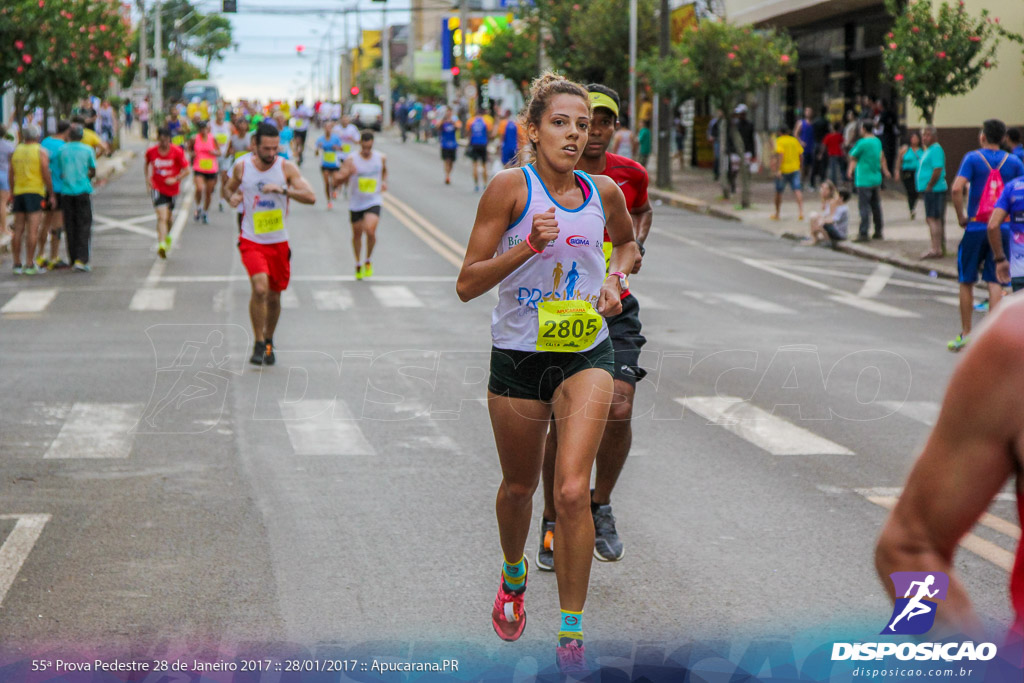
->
[471, 22, 541, 96]
[882, 0, 1018, 124]
[641, 20, 796, 206]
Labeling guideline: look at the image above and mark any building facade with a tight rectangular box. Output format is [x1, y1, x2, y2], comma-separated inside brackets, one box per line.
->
[725, 0, 1024, 174]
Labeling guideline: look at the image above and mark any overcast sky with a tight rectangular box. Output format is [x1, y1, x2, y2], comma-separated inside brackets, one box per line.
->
[180, 0, 415, 102]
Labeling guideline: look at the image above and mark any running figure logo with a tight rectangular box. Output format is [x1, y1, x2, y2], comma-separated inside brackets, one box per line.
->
[881, 572, 949, 635]
[564, 261, 580, 299]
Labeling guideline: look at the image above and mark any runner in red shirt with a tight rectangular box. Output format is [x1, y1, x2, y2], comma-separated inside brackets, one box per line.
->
[537, 83, 651, 571]
[145, 126, 190, 259]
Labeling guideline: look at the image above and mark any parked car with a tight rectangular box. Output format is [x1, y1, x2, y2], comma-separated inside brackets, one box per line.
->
[350, 103, 383, 131]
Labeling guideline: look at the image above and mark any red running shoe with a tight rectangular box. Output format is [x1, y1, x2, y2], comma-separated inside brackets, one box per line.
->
[491, 558, 527, 641]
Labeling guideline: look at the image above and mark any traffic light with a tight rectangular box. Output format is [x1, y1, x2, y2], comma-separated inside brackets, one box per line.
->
[223, 0, 237, 12]
[452, 65, 460, 87]
[350, 86, 360, 97]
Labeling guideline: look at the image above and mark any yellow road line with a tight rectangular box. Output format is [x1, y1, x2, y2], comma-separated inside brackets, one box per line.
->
[383, 193, 466, 258]
[868, 496, 1016, 572]
[381, 195, 464, 269]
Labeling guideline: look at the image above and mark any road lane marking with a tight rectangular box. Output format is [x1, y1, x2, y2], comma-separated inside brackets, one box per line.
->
[682, 290, 795, 314]
[44, 403, 142, 459]
[280, 400, 375, 456]
[0, 514, 51, 608]
[384, 193, 466, 257]
[312, 289, 353, 310]
[371, 285, 424, 308]
[381, 196, 464, 268]
[857, 263, 895, 298]
[143, 179, 194, 288]
[1, 289, 58, 314]
[865, 495, 1015, 572]
[676, 396, 853, 455]
[935, 296, 961, 307]
[878, 400, 940, 426]
[129, 288, 175, 311]
[630, 292, 669, 310]
[654, 229, 920, 318]
[280, 288, 300, 309]
[854, 487, 1017, 503]
[158, 275, 458, 283]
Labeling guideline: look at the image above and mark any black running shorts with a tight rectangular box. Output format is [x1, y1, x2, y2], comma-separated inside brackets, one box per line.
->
[606, 293, 648, 386]
[350, 205, 382, 224]
[488, 337, 615, 402]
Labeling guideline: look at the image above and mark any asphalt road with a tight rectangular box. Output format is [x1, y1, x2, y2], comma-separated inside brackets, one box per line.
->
[0, 134, 1016, 672]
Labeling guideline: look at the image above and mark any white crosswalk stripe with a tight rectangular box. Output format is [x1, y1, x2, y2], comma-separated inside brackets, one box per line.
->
[312, 289, 354, 310]
[2, 288, 58, 314]
[280, 400, 375, 456]
[371, 285, 424, 308]
[280, 288, 300, 309]
[677, 396, 853, 455]
[129, 288, 175, 311]
[43, 403, 143, 459]
[878, 400, 941, 427]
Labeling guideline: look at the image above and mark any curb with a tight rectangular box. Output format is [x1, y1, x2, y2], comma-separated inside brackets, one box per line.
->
[650, 187, 961, 282]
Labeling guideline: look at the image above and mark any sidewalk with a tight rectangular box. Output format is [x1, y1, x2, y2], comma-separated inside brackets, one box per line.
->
[648, 162, 961, 280]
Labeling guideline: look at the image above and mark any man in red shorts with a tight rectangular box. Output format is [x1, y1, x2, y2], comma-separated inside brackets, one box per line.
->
[225, 123, 315, 366]
[876, 296, 1024, 646]
[537, 83, 653, 570]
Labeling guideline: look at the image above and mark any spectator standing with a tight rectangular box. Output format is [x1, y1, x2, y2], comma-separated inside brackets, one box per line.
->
[708, 108, 723, 180]
[37, 120, 70, 270]
[810, 106, 830, 188]
[795, 106, 816, 190]
[637, 119, 652, 168]
[822, 122, 845, 185]
[726, 104, 756, 193]
[879, 100, 900, 186]
[55, 125, 97, 272]
[0, 125, 15, 244]
[847, 121, 891, 242]
[98, 100, 116, 146]
[842, 109, 859, 154]
[396, 99, 409, 143]
[9, 124, 52, 275]
[948, 118, 1024, 352]
[897, 131, 924, 219]
[138, 96, 151, 140]
[124, 99, 133, 131]
[771, 125, 805, 220]
[916, 126, 947, 260]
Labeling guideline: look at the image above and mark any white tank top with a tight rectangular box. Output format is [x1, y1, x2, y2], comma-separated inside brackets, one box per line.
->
[348, 150, 384, 211]
[491, 165, 609, 352]
[239, 155, 290, 244]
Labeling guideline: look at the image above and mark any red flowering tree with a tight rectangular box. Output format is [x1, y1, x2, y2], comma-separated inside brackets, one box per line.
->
[1, 0, 131, 127]
[641, 20, 796, 205]
[471, 22, 541, 96]
[882, 0, 1018, 124]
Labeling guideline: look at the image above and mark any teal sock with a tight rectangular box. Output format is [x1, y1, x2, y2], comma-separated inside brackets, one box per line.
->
[502, 556, 526, 592]
[558, 609, 583, 645]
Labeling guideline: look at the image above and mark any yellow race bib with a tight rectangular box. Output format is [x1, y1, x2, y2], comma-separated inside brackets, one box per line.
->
[342, 144, 352, 153]
[603, 241, 613, 273]
[323, 151, 337, 164]
[536, 300, 602, 352]
[172, 135, 185, 146]
[198, 158, 214, 171]
[234, 150, 247, 159]
[215, 133, 228, 145]
[358, 177, 378, 194]
[253, 209, 284, 235]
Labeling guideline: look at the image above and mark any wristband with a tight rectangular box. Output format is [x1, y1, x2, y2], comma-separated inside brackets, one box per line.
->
[526, 234, 542, 254]
[995, 256, 1008, 264]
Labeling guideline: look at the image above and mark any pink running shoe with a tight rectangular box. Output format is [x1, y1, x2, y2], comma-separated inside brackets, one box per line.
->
[556, 640, 587, 675]
[491, 558, 527, 641]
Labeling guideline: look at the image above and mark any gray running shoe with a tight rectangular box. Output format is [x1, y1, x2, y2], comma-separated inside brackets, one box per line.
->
[535, 517, 555, 572]
[593, 504, 624, 561]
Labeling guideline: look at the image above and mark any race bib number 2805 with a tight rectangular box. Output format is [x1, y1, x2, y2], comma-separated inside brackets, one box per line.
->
[536, 300, 602, 352]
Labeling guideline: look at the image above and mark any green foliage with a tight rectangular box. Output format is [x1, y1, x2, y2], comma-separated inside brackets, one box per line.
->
[639, 19, 796, 110]
[1, 0, 132, 114]
[163, 54, 205, 101]
[472, 23, 540, 93]
[882, 0, 1017, 123]
[392, 73, 446, 101]
[565, 0, 658, 97]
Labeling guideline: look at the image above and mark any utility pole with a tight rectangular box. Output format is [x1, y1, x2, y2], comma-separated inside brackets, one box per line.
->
[154, 0, 163, 114]
[656, 0, 671, 189]
[628, 0, 637, 130]
[138, 0, 148, 97]
[460, 0, 468, 103]
[382, 7, 392, 127]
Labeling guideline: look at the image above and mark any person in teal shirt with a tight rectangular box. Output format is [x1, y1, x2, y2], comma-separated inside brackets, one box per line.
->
[38, 120, 70, 268]
[637, 120, 652, 168]
[54, 124, 97, 270]
[847, 121, 891, 241]
[917, 125, 948, 259]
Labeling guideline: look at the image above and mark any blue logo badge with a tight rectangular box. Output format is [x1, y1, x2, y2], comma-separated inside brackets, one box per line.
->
[881, 572, 948, 635]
